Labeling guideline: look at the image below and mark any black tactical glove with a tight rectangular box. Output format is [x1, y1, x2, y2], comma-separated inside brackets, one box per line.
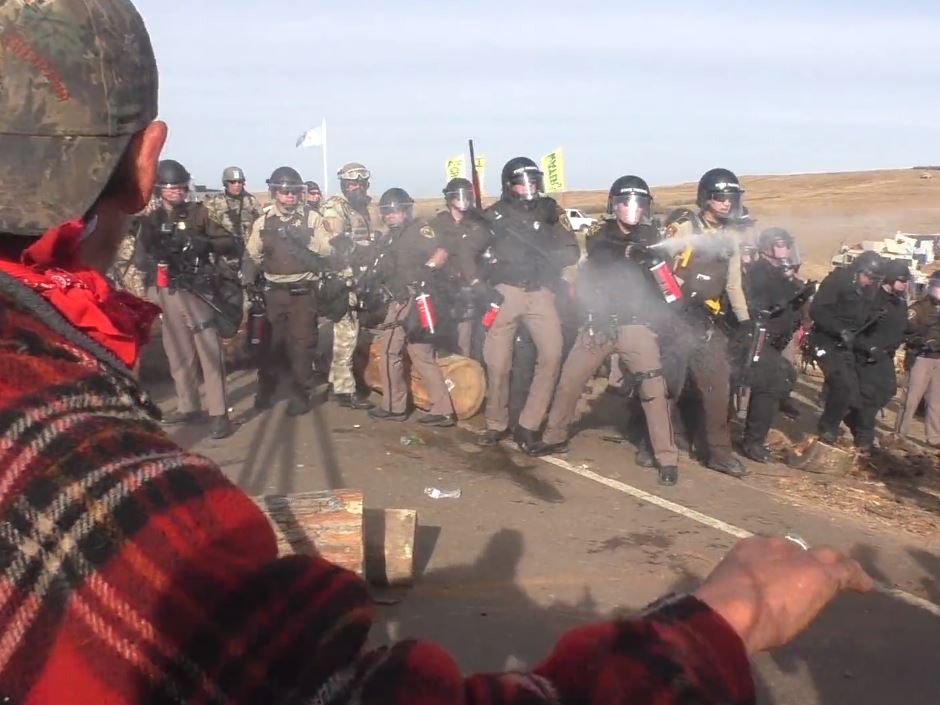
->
[329, 233, 356, 259]
[187, 234, 210, 256]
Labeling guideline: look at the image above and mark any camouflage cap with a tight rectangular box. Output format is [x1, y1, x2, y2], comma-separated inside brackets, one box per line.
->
[0, 0, 158, 236]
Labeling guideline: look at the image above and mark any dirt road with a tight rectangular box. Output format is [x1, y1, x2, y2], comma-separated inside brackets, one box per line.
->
[159, 366, 940, 705]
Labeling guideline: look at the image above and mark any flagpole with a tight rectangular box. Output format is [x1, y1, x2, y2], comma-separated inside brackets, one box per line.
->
[322, 118, 328, 198]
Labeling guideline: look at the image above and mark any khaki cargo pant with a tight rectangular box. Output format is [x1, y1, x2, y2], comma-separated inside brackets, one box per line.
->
[482, 284, 562, 433]
[152, 287, 227, 417]
[376, 300, 454, 416]
[896, 356, 940, 445]
[543, 325, 678, 466]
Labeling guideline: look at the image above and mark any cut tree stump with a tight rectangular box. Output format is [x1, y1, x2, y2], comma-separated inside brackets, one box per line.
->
[254, 489, 364, 576]
[254, 490, 419, 586]
[787, 437, 855, 475]
[364, 508, 418, 586]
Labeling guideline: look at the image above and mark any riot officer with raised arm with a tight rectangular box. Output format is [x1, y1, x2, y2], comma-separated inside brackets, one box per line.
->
[134, 159, 236, 438]
[244, 167, 333, 416]
[530, 176, 680, 485]
[478, 157, 580, 452]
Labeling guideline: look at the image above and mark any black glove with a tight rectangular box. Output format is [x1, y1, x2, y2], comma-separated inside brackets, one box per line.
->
[734, 323, 755, 347]
[187, 234, 210, 256]
[329, 234, 356, 259]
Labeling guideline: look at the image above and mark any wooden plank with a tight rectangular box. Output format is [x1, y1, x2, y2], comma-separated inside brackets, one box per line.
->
[364, 508, 417, 586]
[254, 489, 364, 576]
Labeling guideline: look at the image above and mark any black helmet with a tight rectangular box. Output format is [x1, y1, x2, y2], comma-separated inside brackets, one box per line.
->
[757, 227, 800, 269]
[305, 181, 321, 194]
[697, 168, 744, 222]
[883, 259, 911, 284]
[156, 159, 190, 188]
[266, 166, 304, 192]
[443, 177, 474, 211]
[851, 250, 886, 282]
[501, 156, 543, 201]
[378, 187, 415, 220]
[607, 175, 652, 225]
[928, 272, 940, 300]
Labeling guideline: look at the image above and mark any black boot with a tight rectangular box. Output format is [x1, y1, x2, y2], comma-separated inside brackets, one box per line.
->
[334, 393, 374, 410]
[209, 414, 233, 439]
[514, 426, 541, 454]
[418, 413, 456, 427]
[634, 444, 656, 468]
[368, 407, 409, 422]
[706, 454, 749, 478]
[478, 428, 509, 447]
[528, 439, 570, 456]
[287, 396, 311, 417]
[161, 410, 206, 426]
[818, 428, 840, 445]
[658, 465, 679, 486]
[739, 441, 770, 463]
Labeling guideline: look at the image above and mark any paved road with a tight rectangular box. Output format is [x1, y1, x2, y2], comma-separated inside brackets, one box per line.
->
[160, 369, 940, 705]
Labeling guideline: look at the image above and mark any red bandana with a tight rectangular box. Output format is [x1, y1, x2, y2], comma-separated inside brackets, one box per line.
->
[0, 219, 160, 367]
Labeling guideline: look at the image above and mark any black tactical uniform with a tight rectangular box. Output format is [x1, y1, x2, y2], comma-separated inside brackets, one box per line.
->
[810, 251, 887, 446]
[479, 157, 580, 451]
[738, 230, 811, 461]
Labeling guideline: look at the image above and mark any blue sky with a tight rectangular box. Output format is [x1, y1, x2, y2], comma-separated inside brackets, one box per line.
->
[135, 0, 940, 197]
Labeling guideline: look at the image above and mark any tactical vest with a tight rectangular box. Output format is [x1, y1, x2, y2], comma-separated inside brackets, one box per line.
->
[668, 211, 734, 303]
[324, 195, 371, 241]
[260, 211, 315, 276]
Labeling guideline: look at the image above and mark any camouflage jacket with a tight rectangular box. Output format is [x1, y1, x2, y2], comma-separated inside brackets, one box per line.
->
[321, 194, 372, 243]
[203, 192, 262, 243]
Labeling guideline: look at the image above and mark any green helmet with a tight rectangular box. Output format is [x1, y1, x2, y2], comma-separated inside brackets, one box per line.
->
[222, 166, 246, 183]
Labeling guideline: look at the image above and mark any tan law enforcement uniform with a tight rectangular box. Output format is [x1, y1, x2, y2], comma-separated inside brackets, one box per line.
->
[245, 203, 332, 407]
[896, 295, 940, 445]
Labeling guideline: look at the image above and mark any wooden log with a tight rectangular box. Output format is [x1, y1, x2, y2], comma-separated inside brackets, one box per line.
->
[363, 338, 485, 420]
[787, 437, 855, 475]
[364, 508, 418, 586]
[254, 489, 364, 576]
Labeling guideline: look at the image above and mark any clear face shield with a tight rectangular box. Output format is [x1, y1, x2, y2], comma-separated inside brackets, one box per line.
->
[611, 192, 652, 226]
[508, 170, 544, 201]
[271, 183, 306, 212]
[445, 187, 475, 212]
[159, 182, 189, 205]
[380, 204, 413, 228]
[707, 186, 744, 222]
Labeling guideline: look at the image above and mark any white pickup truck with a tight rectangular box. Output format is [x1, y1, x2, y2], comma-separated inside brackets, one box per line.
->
[564, 208, 596, 234]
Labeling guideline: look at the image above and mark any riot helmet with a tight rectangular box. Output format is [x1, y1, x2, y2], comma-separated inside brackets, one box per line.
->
[883, 259, 911, 295]
[697, 168, 744, 223]
[501, 157, 543, 202]
[379, 187, 415, 228]
[266, 166, 305, 212]
[757, 228, 800, 271]
[927, 272, 940, 301]
[156, 159, 190, 205]
[443, 177, 474, 212]
[607, 175, 652, 226]
[222, 166, 246, 196]
[305, 181, 322, 205]
[851, 250, 886, 285]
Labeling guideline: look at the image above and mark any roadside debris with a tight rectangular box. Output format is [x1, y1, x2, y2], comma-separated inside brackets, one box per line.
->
[424, 487, 461, 499]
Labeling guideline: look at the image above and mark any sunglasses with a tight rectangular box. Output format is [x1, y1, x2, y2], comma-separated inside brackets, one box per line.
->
[225, 179, 245, 185]
[277, 188, 301, 196]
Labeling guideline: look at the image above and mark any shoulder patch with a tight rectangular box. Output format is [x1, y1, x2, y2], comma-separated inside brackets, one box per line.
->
[420, 225, 436, 239]
[586, 220, 604, 238]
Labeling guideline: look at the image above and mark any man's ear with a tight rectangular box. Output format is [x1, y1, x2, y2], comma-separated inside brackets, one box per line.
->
[120, 120, 168, 213]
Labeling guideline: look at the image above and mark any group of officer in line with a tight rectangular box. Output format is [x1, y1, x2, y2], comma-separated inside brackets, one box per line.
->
[124, 156, 940, 486]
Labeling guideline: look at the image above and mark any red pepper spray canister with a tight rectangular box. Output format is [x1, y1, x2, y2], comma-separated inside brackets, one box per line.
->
[156, 261, 170, 289]
[415, 291, 437, 335]
[650, 260, 683, 303]
[481, 302, 501, 330]
[248, 304, 267, 347]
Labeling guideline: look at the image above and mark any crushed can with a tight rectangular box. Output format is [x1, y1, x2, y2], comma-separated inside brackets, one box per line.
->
[156, 261, 169, 289]
[649, 260, 683, 303]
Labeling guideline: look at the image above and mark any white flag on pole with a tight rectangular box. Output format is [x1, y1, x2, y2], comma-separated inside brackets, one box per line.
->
[296, 123, 325, 148]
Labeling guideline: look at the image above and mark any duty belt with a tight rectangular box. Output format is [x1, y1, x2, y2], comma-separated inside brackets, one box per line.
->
[264, 280, 313, 296]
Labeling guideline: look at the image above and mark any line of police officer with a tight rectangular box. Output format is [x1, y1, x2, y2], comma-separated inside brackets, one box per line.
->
[134, 155, 934, 480]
